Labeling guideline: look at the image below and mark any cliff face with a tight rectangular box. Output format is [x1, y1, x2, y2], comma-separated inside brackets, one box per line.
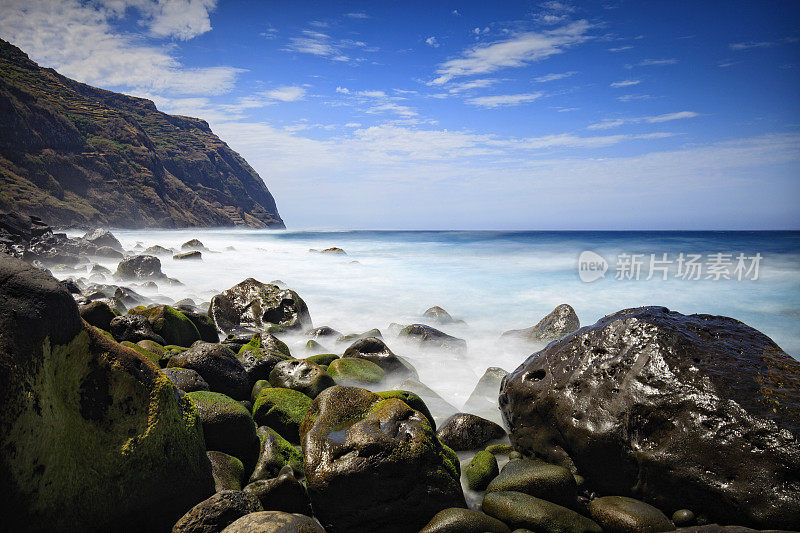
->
[0, 40, 284, 229]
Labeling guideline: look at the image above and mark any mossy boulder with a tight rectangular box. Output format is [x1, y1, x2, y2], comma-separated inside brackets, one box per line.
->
[465, 450, 499, 491]
[500, 304, 580, 343]
[120, 340, 160, 366]
[268, 359, 335, 398]
[0, 254, 214, 531]
[221, 511, 325, 533]
[482, 491, 601, 533]
[186, 390, 260, 474]
[128, 304, 201, 347]
[163, 367, 210, 393]
[79, 300, 119, 331]
[172, 490, 263, 533]
[209, 278, 312, 333]
[208, 451, 245, 492]
[252, 387, 313, 443]
[239, 332, 292, 359]
[376, 389, 437, 430]
[168, 342, 250, 400]
[108, 313, 165, 344]
[485, 458, 577, 508]
[300, 385, 466, 533]
[327, 357, 385, 386]
[419, 508, 511, 533]
[250, 426, 305, 482]
[244, 466, 312, 515]
[342, 336, 417, 380]
[588, 496, 674, 533]
[305, 339, 329, 353]
[306, 353, 339, 366]
[182, 310, 220, 343]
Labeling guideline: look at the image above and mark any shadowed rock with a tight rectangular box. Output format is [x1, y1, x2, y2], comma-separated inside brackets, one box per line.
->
[501, 304, 579, 344]
[209, 278, 312, 333]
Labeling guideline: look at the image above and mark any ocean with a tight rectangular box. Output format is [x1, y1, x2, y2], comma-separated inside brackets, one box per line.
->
[62, 229, 800, 410]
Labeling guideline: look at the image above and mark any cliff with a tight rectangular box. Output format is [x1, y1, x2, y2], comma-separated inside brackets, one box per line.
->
[0, 39, 284, 228]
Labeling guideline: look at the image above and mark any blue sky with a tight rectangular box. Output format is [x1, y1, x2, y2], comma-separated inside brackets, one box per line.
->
[1, 1, 799, 229]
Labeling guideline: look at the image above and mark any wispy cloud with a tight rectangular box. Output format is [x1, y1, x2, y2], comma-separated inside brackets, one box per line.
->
[534, 71, 577, 82]
[425, 36, 439, 48]
[730, 41, 775, 51]
[588, 110, 699, 129]
[637, 58, 678, 66]
[431, 20, 591, 84]
[221, 86, 307, 112]
[466, 92, 544, 108]
[446, 78, 500, 93]
[534, 1, 576, 25]
[345, 12, 370, 19]
[102, 0, 219, 41]
[610, 79, 640, 87]
[365, 103, 417, 117]
[608, 45, 633, 52]
[618, 94, 654, 102]
[261, 26, 278, 39]
[284, 29, 374, 62]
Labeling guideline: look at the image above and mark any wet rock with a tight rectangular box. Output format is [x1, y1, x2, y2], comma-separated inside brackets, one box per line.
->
[187, 391, 260, 474]
[115, 254, 165, 280]
[128, 304, 201, 347]
[482, 491, 601, 533]
[375, 390, 437, 430]
[588, 496, 674, 533]
[306, 326, 342, 341]
[420, 508, 511, 533]
[182, 310, 221, 343]
[342, 336, 417, 380]
[172, 490, 262, 533]
[306, 353, 339, 366]
[93, 245, 124, 259]
[169, 342, 250, 400]
[252, 387, 313, 444]
[250, 427, 304, 482]
[268, 359, 334, 399]
[336, 328, 383, 344]
[300, 386, 466, 533]
[327, 357, 385, 386]
[208, 451, 245, 491]
[221, 511, 324, 533]
[209, 278, 312, 333]
[462, 367, 508, 426]
[164, 367, 211, 393]
[238, 350, 286, 388]
[91, 264, 111, 274]
[60, 277, 82, 294]
[399, 324, 467, 353]
[174, 250, 203, 260]
[465, 450, 499, 491]
[144, 244, 172, 256]
[398, 378, 459, 427]
[108, 313, 166, 344]
[485, 458, 577, 508]
[501, 304, 579, 343]
[79, 300, 119, 330]
[83, 228, 123, 251]
[437, 413, 505, 451]
[244, 466, 312, 515]
[182, 238, 207, 251]
[422, 306, 465, 326]
[671, 509, 695, 527]
[305, 339, 329, 354]
[499, 306, 800, 528]
[0, 254, 213, 531]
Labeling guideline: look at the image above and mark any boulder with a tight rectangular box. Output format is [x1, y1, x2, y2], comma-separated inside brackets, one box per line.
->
[186, 391, 260, 473]
[169, 343, 250, 401]
[79, 300, 119, 331]
[238, 350, 286, 388]
[0, 253, 214, 531]
[209, 278, 312, 333]
[268, 359, 334, 399]
[114, 254, 164, 280]
[327, 357, 385, 386]
[239, 332, 292, 359]
[499, 306, 800, 528]
[128, 304, 201, 347]
[398, 379, 459, 427]
[221, 511, 324, 533]
[172, 490, 262, 533]
[482, 491, 601, 533]
[164, 367, 211, 393]
[437, 413, 505, 451]
[94, 246, 124, 259]
[375, 390, 437, 431]
[83, 229, 123, 251]
[485, 458, 577, 508]
[208, 451, 245, 492]
[422, 306, 465, 326]
[342, 337, 417, 380]
[306, 326, 342, 341]
[182, 310, 221, 343]
[300, 385, 466, 533]
[588, 496, 674, 533]
[398, 324, 467, 353]
[419, 508, 511, 533]
[306, 353, 339, 367]
[174, 250, 203, 260]
[462, 367, 508, 426]
[182, 238, 207, 251]
[108, 313, 166, 344]
[144, 244, 172, 256]
[243, 466, 312, 515]
[501, 304, 579, 343]
[465, 450, 499, 491]
[250, 426, 305, 482]
[252, 387, 313, 444]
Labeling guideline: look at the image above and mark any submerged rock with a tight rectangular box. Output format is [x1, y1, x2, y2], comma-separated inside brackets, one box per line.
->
[83, 228, 123, 251]
[399, 324, 467, 353]
[342, 336, 417, 380]
[115, 254, 165, 280]
[144, 244, 172, 256]
[209, 278, 312, 333]
[499, 306, 800, 528]
[0, 253, 214, 531]
[174, 250, 203, 260]
[182, 238, 207, 251]
[501, 303, 579, 343]
[301, 386, 466, 532]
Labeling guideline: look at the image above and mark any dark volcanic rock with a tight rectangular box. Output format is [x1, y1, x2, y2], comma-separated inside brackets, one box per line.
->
[436, 413, 505, 451]
[588, 496, 674, 533]
[168, 342, 250, 401]
[182, 238, 207, 250]
[164, 367, 211, 393]
[482, 491, 601, 533]
[209, 278, 312, 333]
[243, 467, 312, 515]
[499, 306, 800, 529]
[182, 310, 221, 343]
[419, 508, 511, 533]
[174, 250, 203, 260]
[108, 314, 166, 344]
[115, 254, 164, 280]
[172, 490, 262, 533]
[485, 458, 577, 508]
[268, 359, 335, 399]
[300, 386, 466, 533]
[501, 303, 579, 343]
[399, 324, 467, 353]
[83, 229, 123, 251]
[342, 336, 417, 380]
[306, 325, 342, 341]
[0, 253, 213, 532]
[79, 300, 119, 331]
[221, 511, 324, 533]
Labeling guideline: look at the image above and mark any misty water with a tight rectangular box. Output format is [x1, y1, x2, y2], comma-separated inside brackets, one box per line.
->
[61, 229, 800, 415]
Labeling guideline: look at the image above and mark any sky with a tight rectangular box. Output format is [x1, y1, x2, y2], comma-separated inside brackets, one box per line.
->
[1, 0, 799, 230]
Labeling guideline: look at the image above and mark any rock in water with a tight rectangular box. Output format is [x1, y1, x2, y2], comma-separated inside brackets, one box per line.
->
[499, 306, 800, 528]
[342, 336, 418, 380]
[209, 278, 312, 332]
[301, 386, 466, 533]
[0, 253, 214, 531]
[501, 303, 579, 343]
[399, 324, 467, 353]
[174, 250, 202, 260]
[82, 229, 123, 251]
[115, 254, 165, 280]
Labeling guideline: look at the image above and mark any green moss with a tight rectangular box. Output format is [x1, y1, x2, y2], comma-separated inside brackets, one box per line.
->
[486, 444, 515, 455]
[376, 390, 437, 431]
[306, 353, 339, 366]
[327, 357, 385, 385]
[465, 450, 499, 491]
[252, 387, 313, 443]
[120, 341, 160, 366]
[128, 305, 200, 347]
[207, 450, 244, 491]
[239, 333, 291, 359]
[250, 426, 305, 481]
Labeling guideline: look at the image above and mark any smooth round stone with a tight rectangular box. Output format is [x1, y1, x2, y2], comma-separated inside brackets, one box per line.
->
[482, 491, 602, 533]
[465, 451, 499, 491]
[672, 509, 695, 526]
[588, 496, 674, 533]
[419, 507, 511, 533]
[437, 413, 506, 451]
[485, 458, 577, 508]
[221, 511, 324, 532]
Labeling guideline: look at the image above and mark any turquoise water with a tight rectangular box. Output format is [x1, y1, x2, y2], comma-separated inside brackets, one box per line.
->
[69, 229, 800, 407]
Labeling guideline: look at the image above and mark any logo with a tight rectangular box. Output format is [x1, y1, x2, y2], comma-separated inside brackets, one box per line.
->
[578, 251, 608, 283]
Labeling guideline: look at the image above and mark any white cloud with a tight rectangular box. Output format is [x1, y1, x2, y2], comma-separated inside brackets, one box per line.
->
[336, 86, 351, 94]
[265, 86, 307, 102]
[637, 58, 678, 66]
[534, 71, 577, 82]
[365, 103, 417, 117]
[617, 94, 653, 102]
[261, 26, 278, 39]
[0, 0, 240, 95]
[588, 110, 699, 129]
[425, 36, 439, 48]
[608, 45, 633, 52]
[346, 12, 369, 19]
[431, 20, 591, 84]
[466, 92, 544, 108]
[446, 78, 499, 93]
[452, 9, 460, 16]
[99, 0, 218, 41]
[344, 122, 362, 128]
[284, 29, 374, 62]
[610, 79, 640, 87]
[730, 41, 775, 51]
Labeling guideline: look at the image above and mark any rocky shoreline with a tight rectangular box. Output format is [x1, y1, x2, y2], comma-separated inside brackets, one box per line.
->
[1, 216, 799, 533]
